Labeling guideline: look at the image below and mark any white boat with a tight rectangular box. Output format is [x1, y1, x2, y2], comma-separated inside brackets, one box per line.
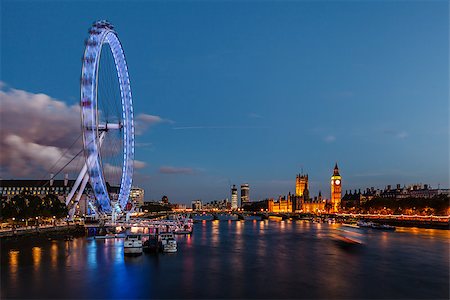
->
[159, 232, 177, 253]
[371, 223, 396, 231]
[124, 234, 143, 255]
[357, 220, 375, 228]
[94, 233, 126, 239]
[334, 227, 365, 245]
[357, 220, 396, 231]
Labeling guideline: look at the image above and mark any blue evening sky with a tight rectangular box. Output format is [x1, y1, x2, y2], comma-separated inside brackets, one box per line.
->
[1, 0, 448, 203]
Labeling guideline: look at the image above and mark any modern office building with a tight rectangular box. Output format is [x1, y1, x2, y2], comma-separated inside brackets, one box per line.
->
[129, 187, 145, 209]
[231, 185, 238, 210]
[191, 199, 202, 211]
[240, 183, 250, 207]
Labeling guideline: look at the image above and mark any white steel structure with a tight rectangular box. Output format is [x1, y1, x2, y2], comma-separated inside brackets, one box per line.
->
[66, 20, 135, 220]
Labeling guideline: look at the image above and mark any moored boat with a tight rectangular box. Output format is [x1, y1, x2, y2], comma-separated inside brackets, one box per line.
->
[357, 220, 375, 228]
[124, 234, 143, 256]
[357, 220, 396, 231]
[159, 232, 177, 253]
[371, 223, 396, 231]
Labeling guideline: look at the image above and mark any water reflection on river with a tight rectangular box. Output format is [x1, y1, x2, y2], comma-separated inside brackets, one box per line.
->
[1, 221, 449, 299]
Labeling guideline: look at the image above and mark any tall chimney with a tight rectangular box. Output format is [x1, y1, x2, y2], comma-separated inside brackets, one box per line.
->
[50, 173, 54, 186]
[64, 173, 69, 187]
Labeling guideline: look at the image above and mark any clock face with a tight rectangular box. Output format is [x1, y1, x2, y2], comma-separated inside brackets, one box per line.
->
[335, 179, 341, 185]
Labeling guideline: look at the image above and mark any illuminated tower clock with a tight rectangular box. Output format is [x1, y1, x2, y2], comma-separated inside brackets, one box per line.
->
[330, 163, 342, 213]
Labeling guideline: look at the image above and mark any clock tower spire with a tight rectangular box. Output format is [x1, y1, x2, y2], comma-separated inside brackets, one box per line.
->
[330, 163, 342, 213]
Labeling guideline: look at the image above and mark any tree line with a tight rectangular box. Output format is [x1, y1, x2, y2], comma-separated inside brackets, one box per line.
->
[1, 194, 68, 220]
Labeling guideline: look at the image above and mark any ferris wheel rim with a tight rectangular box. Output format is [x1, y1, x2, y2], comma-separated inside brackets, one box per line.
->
[80, 20, 134, 213]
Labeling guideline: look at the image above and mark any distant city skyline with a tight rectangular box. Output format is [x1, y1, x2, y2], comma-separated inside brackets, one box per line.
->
[1, 1, 448, 204]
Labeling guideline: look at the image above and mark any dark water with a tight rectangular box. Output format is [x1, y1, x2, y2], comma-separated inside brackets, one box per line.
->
[1, 220, 449, 299]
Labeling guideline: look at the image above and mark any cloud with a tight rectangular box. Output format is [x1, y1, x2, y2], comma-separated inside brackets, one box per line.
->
[249, 112, 263, 119]
[324, 135, 336, 143]
[172, 126, 269, 130]
[0, 83, 151, 179]
[135, 113, 173, 135]
[2, 134, 83, 177]
[0, 85, 83, 177]
[159, 166, 194, 174]
[383, 129, 409, 139]
[134, 160, 147, 169]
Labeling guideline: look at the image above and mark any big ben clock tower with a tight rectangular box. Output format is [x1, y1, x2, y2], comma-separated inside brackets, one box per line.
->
[330, 163, 342, 213]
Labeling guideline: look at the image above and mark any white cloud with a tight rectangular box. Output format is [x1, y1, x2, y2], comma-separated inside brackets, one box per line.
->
[396, 131, 408, 139]
[0, 84, 150, 178]
[324, 135, 336, 143]
[383, 129, 409, 139]
[134, 160, 147, 169]
[135, 113, 173, 135]
[249, 112, 263, 119]
[159, 166, 194, 174]
[2, 134, 83, 177]
[0, 85, 83, 177]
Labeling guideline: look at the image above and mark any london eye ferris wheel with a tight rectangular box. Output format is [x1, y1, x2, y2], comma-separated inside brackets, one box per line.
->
[77, 20, 135, 215]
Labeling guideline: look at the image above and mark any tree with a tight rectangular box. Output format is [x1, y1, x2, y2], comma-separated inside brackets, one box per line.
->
[46, 194, 68, 218]
[0, 197, 15, 220]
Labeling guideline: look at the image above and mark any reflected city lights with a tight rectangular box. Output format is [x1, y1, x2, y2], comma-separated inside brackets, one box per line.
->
[186, 233, 192, 246]
[211, 220, 220, 246]
[9, 250, 19, 287]
[87, 240, 98, 269]
[32, 247, 42, 271]
[259, 220, 265, 232]
[51, 242, 58, 269]
[235, 220, 244, 235]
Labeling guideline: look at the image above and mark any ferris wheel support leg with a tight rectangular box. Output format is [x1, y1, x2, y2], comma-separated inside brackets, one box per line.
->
[66, 163, 88, 207]
[68, 173, 90, 220]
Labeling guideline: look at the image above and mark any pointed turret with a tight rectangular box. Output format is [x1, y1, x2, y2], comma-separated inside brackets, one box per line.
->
[333, 163, 340, 176]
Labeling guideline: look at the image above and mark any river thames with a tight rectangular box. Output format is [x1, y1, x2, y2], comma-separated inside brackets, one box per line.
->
[1, 220, 449, 299]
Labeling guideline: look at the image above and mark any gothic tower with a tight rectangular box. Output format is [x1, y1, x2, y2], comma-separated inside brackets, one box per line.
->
[330, 163, 342, 213]
[295, 173, 308, 197]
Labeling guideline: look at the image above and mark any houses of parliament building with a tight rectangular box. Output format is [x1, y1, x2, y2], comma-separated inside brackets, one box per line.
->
[267, 164, 342, 213]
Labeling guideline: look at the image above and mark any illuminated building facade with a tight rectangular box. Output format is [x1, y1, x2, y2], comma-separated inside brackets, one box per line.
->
[267, 194, 293, 213]
[266, 173, 327, 213]
[330, 163, 342, 212]
[240, 183, 250, 207]
[295, 173, 308, 196]
[231, 185, 238, 210]
[204, 199, 230, 210]
[129, 187, 145, 208]
[191, 200, 202, 211]
[302, 191, 327, 213]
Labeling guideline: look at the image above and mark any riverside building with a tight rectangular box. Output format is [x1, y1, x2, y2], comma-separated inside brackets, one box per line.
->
[240, 183, 250, 207]
[231, 185, 238, 210]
